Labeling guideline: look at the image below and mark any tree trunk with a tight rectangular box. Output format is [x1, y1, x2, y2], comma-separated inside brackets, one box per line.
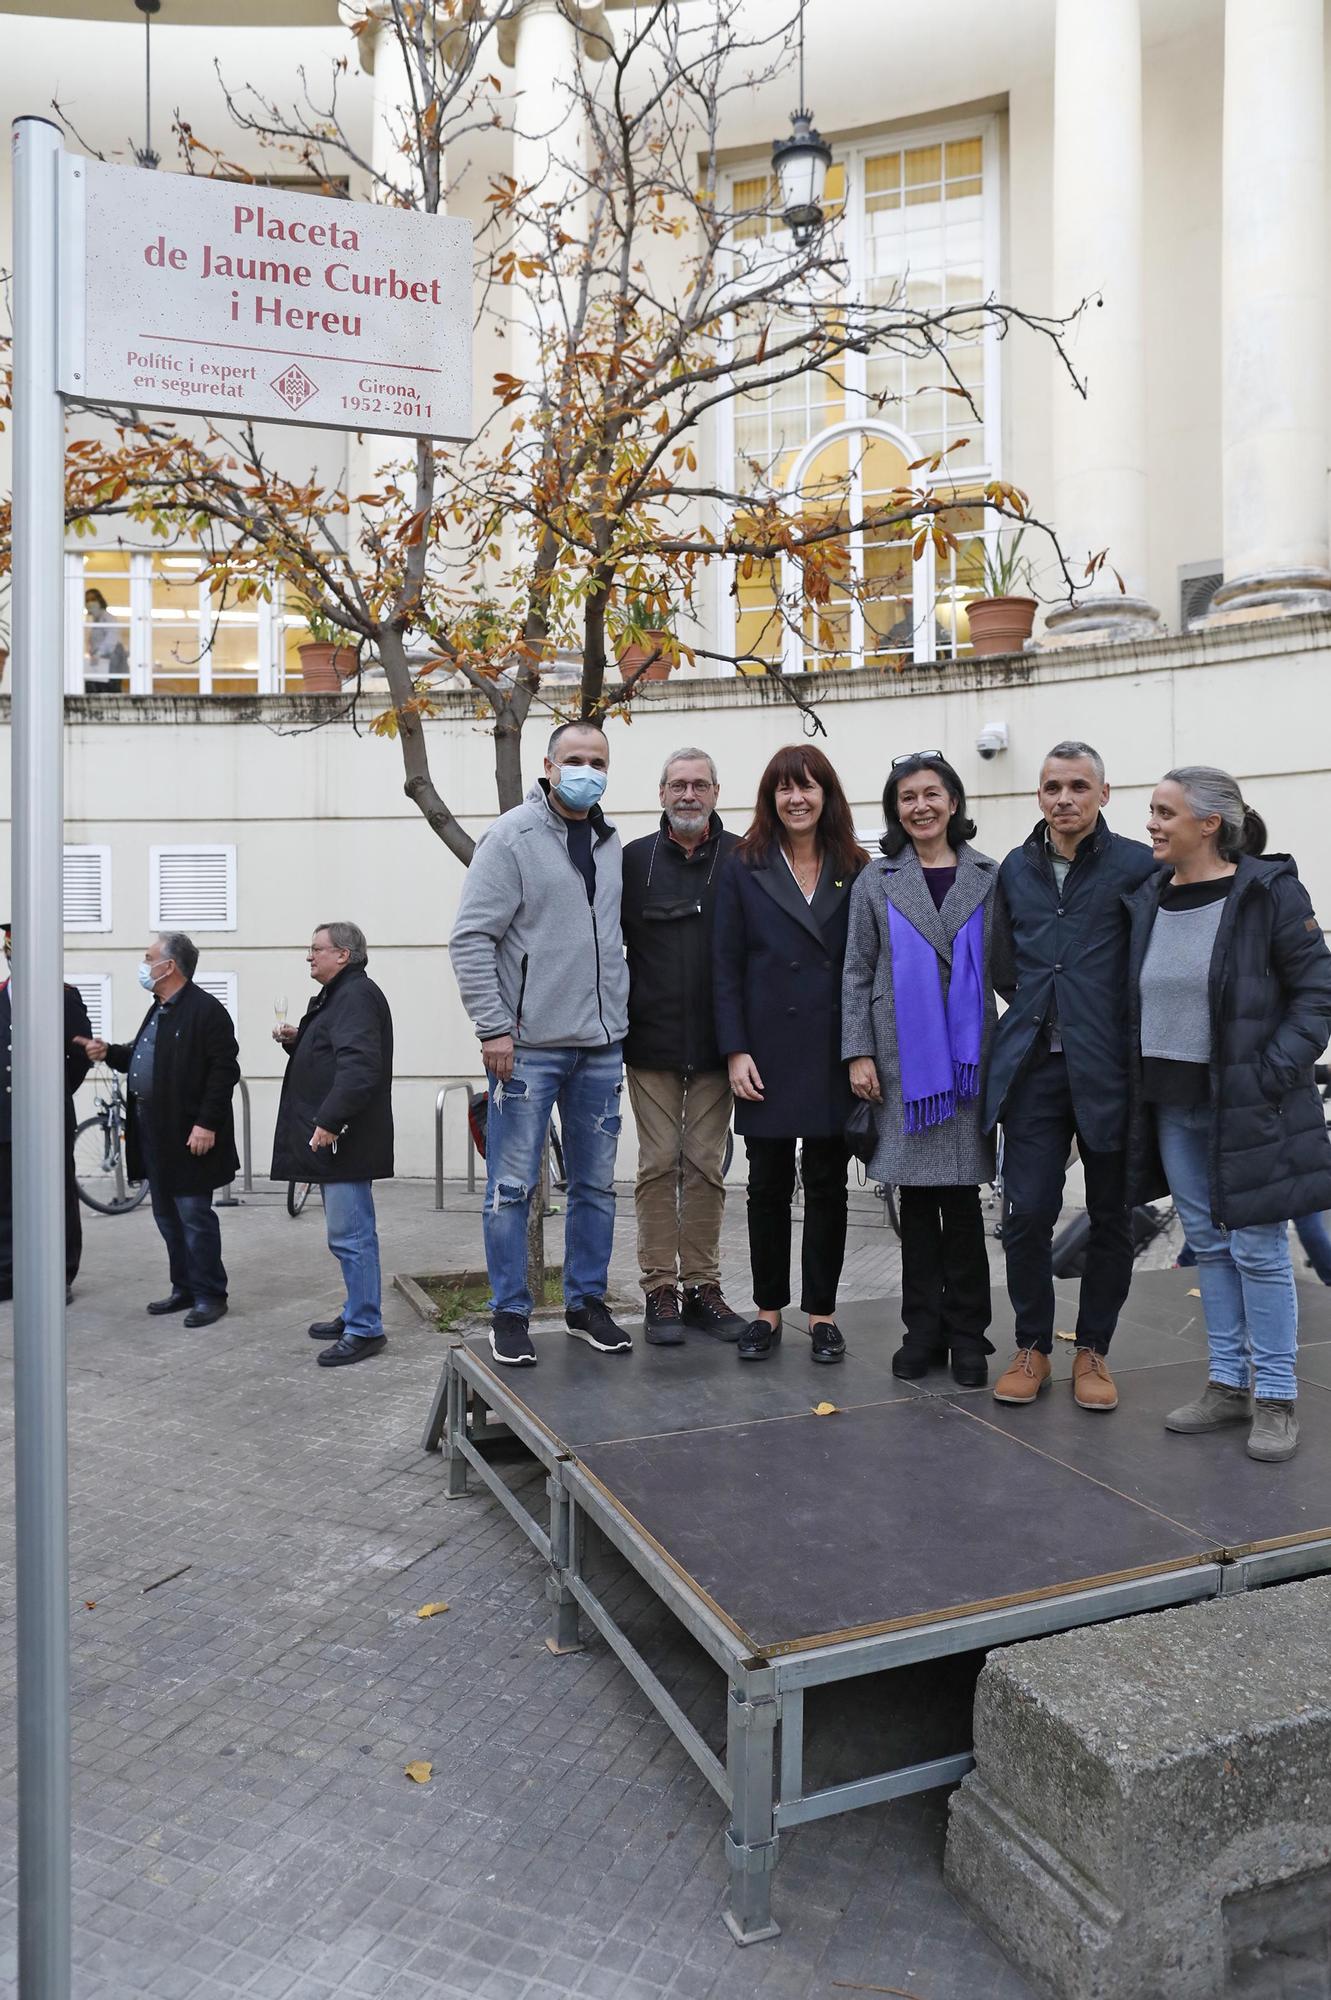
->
[376, 624, 477, 864]
[495, 711, 526, 812]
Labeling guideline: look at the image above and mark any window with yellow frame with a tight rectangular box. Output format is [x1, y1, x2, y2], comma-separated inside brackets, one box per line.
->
[725, 127, 994, 672]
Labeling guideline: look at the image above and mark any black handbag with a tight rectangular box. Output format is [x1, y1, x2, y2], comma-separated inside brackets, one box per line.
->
[844, 1095, 877, 1166]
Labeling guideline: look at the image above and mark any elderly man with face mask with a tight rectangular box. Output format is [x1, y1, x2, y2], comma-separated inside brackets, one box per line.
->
[620, 748, 746, 1345]
[450, 722, 632, 1369]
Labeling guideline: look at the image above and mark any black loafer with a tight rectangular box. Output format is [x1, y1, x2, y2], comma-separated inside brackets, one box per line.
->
[183, 1300, 228, 1329]
[317, 1333, 387, 1367]
[148, 1290, 191, 1316]
[309, 1316, 346, 1341]
[737, 1318, 782, 1361]
[951, 1357, 989, 1388]
[892, 1343, 945, 1380]
[809, 1321, 846, 1364]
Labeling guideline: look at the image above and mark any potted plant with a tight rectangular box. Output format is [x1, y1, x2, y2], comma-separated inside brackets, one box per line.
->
[295, 601, 359, 692]
[616, 597, 677, 682]
[965, 529, 1038, 657]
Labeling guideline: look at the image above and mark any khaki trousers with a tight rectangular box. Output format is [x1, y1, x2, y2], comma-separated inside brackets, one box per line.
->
[627, 1066, 732, 1292]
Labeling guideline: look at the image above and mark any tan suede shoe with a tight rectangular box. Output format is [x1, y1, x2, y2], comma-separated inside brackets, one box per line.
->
[993, 1347, 1052, 1404]
[1072, 1348, 1118, 1411]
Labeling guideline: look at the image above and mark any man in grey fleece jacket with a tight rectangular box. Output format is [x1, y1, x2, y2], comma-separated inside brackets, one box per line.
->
[449, 722, 632, 1367]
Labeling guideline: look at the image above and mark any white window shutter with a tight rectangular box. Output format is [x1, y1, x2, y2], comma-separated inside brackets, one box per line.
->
[63, 846, 112, 933]
[193, 972, 237, 1021]
[67, 974, 113, 1043]
[149, 846, 237, 932]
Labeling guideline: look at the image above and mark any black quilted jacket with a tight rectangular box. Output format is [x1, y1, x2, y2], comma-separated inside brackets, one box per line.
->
[1123, 854, 1331, 1228]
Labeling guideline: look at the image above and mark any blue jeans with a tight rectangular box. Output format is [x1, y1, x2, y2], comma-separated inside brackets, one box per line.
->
[139, 1121, 228, 1307]
[1294, 1211, 1331, 1285]
[320, 1181, 383, 1341]
[1156, 1102, 1298, 1401]
[484, 1044, 623, 1318]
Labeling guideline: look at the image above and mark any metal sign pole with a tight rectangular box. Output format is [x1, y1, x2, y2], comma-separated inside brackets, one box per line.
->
[11, 114, 72, 2000]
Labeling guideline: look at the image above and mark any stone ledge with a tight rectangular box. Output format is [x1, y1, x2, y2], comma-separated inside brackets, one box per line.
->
[945, 1575, 1331, 2000]
[15, 608, 1331, 728]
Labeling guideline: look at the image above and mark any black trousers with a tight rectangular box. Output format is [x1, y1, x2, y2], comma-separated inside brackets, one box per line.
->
[898, 1184, 993, 1362]
[0, 1138, 83, 1290]
[1000, 1045, 1133, 1355]
[745, 1135, 850, 1316]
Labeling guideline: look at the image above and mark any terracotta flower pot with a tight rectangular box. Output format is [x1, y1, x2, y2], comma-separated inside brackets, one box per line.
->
[297, 642, 360, 692]
[618, 630, 675, 682]
[964, 595, 1038, 658]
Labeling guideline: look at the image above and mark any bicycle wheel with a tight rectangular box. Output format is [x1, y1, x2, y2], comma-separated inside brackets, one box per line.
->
[74, 1114, 148, 1215]
[287, 1179, 315, 1217]
[547, 1123, 567, 1191]
[884, 1185, 901, 1238]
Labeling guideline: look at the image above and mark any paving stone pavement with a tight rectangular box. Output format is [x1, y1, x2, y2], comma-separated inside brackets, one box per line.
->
[0, 1176, 1052, 2000]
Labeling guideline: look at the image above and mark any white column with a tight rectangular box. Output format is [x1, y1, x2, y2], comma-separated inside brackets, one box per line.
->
[1043, 0, 1162, 645]
[1208, 0, 1331, 620]
[505, 0, 591, 391]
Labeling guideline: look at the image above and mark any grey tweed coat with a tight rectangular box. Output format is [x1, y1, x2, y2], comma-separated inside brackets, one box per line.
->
[841, 843, 1003, 1188]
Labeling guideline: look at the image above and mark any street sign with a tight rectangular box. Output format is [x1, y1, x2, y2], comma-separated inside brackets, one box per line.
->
[11, 118, 477, 1999]
[60, 159, 473, 440]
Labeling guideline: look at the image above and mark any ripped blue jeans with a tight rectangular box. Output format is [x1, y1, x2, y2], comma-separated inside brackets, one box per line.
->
[484, 1043, 623, 1317]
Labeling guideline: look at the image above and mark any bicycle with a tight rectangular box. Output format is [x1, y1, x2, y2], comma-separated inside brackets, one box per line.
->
[287, 1179, 315, 1216]
[467, 1086, 568, 1193]
[73, 1070, 149, 1215]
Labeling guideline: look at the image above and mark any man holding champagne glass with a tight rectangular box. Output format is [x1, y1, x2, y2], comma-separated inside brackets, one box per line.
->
[270, 923, 395, 1367]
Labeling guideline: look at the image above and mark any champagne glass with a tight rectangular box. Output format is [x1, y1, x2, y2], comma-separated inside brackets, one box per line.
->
[273, 994, 288, 1029]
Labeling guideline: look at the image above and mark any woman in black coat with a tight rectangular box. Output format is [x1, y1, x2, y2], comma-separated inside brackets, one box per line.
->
[713, 745, 868, 1363]
[1124, 767, 1331, 1463]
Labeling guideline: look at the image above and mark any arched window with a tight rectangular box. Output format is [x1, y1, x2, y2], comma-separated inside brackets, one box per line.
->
[722, 120, 1000, 675]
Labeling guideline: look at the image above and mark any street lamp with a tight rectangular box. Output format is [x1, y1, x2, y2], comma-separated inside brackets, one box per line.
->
[771, 4, 832, 246]
[133, 0, 162, 171]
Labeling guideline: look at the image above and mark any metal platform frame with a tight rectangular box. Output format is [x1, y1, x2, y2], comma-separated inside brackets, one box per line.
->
[424, 1337, 1331, 1944]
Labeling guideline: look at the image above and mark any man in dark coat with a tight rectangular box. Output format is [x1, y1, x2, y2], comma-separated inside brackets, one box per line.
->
[272, 922, 394, 1367]
[621, 748, 747, 1345]
[983, 741, 1159, 1412]
[79, 932, 239, 1327]
[0, 925, 92, 1301]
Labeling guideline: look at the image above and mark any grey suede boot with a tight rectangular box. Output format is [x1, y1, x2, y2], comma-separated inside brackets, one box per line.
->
[1247, 1400, 1299, 1462]
[1164, 1380, 1253, 1433]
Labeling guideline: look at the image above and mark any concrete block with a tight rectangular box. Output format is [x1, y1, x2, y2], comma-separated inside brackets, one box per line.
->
[944, 1576, 1331, 2000]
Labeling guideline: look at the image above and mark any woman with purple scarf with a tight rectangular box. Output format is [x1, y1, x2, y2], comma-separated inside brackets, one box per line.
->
[843, 754, 1004, 1387]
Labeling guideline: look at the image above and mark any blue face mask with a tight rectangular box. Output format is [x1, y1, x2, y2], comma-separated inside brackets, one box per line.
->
[553, 764, 608, 811]
[137, 961, 160, 993]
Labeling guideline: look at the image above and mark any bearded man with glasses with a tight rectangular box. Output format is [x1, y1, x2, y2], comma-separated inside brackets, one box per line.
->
[620, 748, 748, 1345]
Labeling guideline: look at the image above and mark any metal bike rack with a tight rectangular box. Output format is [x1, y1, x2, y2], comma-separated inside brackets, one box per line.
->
[435, 1080, 482, 1208]
[215, 1076, 253, 1207]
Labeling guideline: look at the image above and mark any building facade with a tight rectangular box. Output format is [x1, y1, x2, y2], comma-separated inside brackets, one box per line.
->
[2, 0, 1330, 1171]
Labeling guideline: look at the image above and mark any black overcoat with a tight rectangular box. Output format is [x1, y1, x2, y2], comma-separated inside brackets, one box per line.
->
[107, 981, 240, 1194]
[270, 964, 394, 1183]
[621, 813, 740, 1075]
[1124, 854, 1331, 1229]
[983, 815, 1159, 1153]
[0, 983, 92, 1144]
[713, 850, 859, 1139]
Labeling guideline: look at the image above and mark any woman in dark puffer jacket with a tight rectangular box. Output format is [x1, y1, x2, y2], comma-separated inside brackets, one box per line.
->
[1125, 767, 1331, 1463]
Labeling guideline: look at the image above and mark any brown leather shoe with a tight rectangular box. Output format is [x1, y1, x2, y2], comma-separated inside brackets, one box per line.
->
[993, 1347, 1052, 1404]
[1072, 1348, 1118, 1411]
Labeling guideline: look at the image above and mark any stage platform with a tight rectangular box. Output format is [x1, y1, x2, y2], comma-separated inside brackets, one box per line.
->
[422, 1269, 1331, 1943]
